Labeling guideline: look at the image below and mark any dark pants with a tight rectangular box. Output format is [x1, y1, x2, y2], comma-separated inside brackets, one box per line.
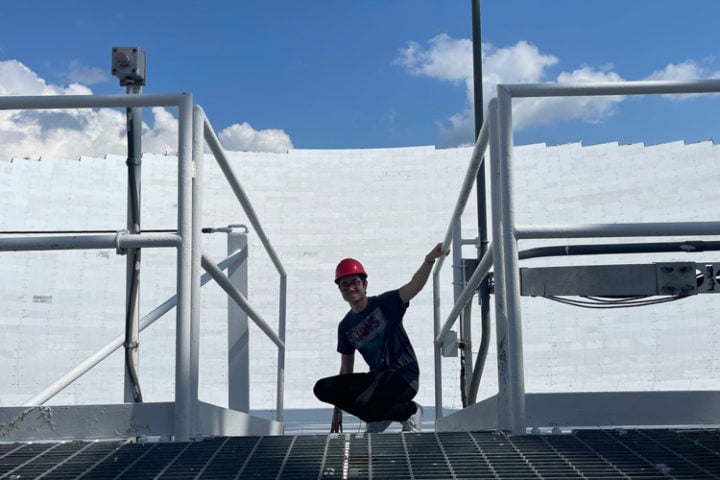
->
[313, 371, 418, 423]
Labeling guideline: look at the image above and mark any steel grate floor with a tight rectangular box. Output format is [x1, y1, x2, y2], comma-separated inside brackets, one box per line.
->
[1, 429, 719, 479]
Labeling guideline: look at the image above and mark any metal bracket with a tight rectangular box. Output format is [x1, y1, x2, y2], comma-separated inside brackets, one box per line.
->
[520, 261, 718, 297]
[696, 263, 720, 293]
[115, 230, 128, 255]
[441, 330, 459, 357]
[655, 262, 697, 296]
[462, 258, 480, 284]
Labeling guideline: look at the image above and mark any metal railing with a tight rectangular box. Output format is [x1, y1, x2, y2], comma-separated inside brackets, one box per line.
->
[0, 94, 286, 441]
[23, 249, 248, 407]
[198, 105, 287, 423]
[432, 79, 720, 434]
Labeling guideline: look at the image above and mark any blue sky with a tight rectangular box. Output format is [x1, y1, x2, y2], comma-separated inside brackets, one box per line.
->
[1, 0, 720, 157]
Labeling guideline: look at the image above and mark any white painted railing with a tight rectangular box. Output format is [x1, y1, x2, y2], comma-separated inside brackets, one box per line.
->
[0, 94, 286, 442]
[433, 79, 720, 434]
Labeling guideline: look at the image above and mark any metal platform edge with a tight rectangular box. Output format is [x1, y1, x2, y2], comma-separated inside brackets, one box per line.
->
[435, 390, 720, 432]
[0, 401, 282, 443]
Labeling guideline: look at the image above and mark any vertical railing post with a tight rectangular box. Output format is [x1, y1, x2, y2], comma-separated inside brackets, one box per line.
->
[497, 87, 526, 434]
[452, 218, 473, 405]
[432, 267, 443, 422]
[276, 274, 286, 424]
[488, 98, 511, 429]
[174, 92, 194, 442]
[189, 105, 205, 438]
[228, 226, 250, 412]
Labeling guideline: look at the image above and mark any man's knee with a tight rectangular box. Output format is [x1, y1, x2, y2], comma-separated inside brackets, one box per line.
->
[313, 377, 330, 401]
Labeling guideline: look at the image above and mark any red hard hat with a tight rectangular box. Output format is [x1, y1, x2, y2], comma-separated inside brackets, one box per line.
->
[335, 258, 367, 283]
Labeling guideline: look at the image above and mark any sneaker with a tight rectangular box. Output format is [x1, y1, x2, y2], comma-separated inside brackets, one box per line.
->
[366, 419, 392, 433]
[401, 403, 422, 432]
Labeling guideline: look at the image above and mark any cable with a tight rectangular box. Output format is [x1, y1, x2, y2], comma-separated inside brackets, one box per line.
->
[123, 105, 143, 403]
[549, 295, 679, 308]
[582, 295, 654, 305]
[546, 294, 689, 309]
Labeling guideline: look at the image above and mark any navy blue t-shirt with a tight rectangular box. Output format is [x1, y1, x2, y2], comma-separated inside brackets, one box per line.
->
[337, 290, 419, 390]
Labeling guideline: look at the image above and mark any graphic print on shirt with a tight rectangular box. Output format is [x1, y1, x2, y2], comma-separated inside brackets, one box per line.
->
[349, 307, 388, 370]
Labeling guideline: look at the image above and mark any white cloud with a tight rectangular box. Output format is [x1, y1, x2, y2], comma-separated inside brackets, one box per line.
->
[394, 33, 474, 82]
[0, 60, 293, 161]
[218, 122, 293, 153]
[397, 38, 565, 145]
[0, 60, 126, 160]
[646, 61, 705, 82]
[0, 60, 63, 96]
[396, 36, 720, 147]
[66, 60, 107, 85]
[482, 40, 559, 87]
[512, 66, 624, 131]
[142, 107, 180, 155]
[644, 60, 720, 100]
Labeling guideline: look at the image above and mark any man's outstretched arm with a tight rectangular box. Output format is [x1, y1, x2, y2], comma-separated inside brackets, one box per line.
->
[398, 243, 449, 304]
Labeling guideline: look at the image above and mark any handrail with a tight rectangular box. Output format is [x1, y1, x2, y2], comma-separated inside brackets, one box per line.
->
[1, 93, 287, 440]
[0, 232, 180, 251]
[502, 78, 720, 98]
[434, 247, 493, 347]
[515, 222, 720, 239]
[201, 254, 285, 348]
[0, 93, 189, 111]
[198, 107, 287, 423]
[492, 79, 720, 434]
[433, 78, 720, 434]
[432, 102, 492, 420]
[0, 91, 198, 441]
[24, 250, 247, 406]
[438, 109, 491, 254]
[201, 112, 288, 279]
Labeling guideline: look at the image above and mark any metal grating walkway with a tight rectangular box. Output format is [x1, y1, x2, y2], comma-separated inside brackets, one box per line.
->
[1, 429, 719, 479]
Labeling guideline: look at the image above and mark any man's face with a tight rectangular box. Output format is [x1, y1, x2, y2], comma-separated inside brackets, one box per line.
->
[337, 275, 366, 302]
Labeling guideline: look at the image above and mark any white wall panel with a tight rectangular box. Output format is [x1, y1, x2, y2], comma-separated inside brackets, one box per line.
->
[0, 140, 718, 417]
